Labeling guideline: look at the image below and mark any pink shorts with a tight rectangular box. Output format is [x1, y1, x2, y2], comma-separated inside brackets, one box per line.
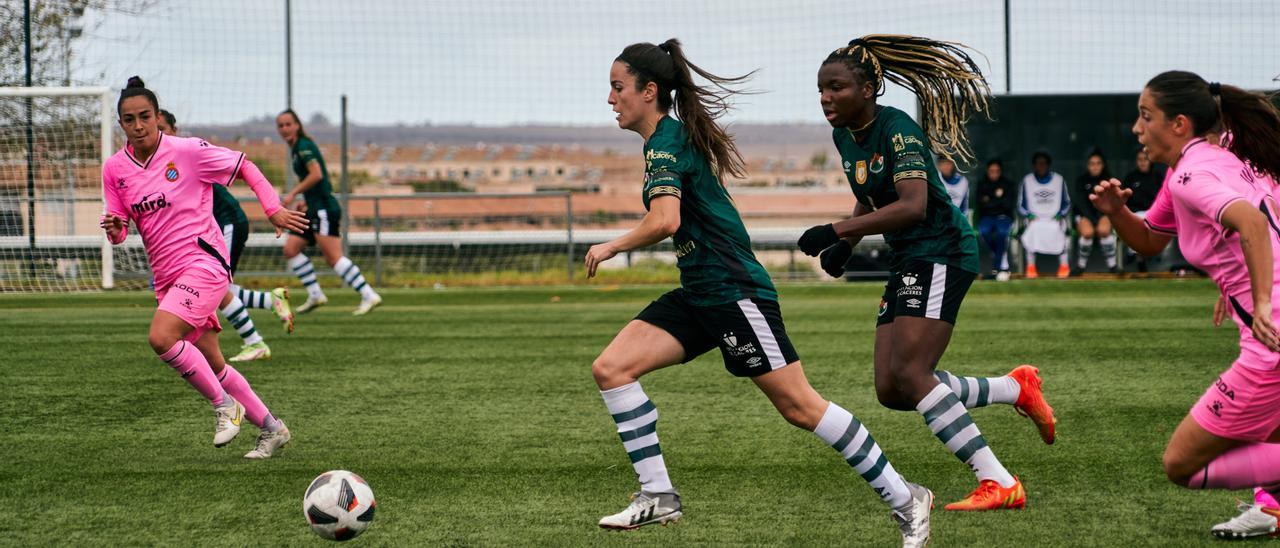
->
[1191, 360, 1280, 442]
[156, 266, 227, 342]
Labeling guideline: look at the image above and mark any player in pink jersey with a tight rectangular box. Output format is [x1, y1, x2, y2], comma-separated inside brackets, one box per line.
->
[1090, 70, 1280, 539]
[100, 77, 309, 459]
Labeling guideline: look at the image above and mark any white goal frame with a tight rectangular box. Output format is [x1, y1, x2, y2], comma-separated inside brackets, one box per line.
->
[0, 86, 116, 288]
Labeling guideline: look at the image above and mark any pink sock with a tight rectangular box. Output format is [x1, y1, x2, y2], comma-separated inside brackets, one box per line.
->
[159, 341, 225, 406]
[216, 365, 278, 430]
[1257, 487, 1280, 509]
[1193, 442, 1280, 490]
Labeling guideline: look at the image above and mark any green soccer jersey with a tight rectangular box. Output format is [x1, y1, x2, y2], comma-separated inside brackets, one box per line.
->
[831, 106, 979, 274]
[290, 136, 341, 213]
[212, 184, 247, 227]
[642, 116, 777, 306]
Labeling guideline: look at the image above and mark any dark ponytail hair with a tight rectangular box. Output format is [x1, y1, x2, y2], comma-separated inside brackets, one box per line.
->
[616, 38, 754, 179]
[823, 35, 992, 166]
[278, 108, 311, 142]
[1146, 70, 1280, 180]
[117, 76, 159, 116]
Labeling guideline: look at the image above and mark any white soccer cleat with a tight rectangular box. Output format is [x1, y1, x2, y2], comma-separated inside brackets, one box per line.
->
[271, 287, 294, 333]
[1211, 501, 1279, 540]
[353, 293, 382, 316]
[892, 482, 933, 548]
[214, 397, 244, 447]
[244, 423, 291, 459]
[296, 295, 328, 314]
[228, 341, 271, 362]
[598, 491, 682, 530]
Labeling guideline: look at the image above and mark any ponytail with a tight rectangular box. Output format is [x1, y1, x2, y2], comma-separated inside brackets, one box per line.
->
[1147, 71, 1280, 180]
[822, 35, 992, 166]
[1218, 85, 1280, 181]
[616, 38, 754, 180]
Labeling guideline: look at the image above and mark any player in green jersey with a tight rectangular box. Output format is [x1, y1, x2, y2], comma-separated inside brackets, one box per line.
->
[587, 38, 933, 546]
[798, 35, 1058, 511]
[276, 110, 382, 316]
[157, 110, 293, 362]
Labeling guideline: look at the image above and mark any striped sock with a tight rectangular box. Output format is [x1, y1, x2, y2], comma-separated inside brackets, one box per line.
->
[1078, 237, 1094, 269]
[334, 256, 376, 300]
[814, 402, 912, 509]
[934, 371, 1020, 408]
[1101, 235, 1118, 268]
[220, 295, 263, 346]
[917, 383, 1016, 487]
[232, 283, 274, 310]
[287, 254, 325, 300]
[601, 382, 674, 494]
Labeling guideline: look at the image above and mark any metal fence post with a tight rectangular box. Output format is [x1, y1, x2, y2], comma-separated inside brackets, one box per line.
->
[565, 192, 574, 281]
[339, 95, 349, 257]
[373, 197, 383, 286]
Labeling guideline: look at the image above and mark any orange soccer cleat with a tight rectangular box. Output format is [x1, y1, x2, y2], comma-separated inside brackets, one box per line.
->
[1025, 264, 1038, 279]
[1010, 365, 1057, 444]
[945, 477, 1026, 511]
[1056, 263, 1071, 278]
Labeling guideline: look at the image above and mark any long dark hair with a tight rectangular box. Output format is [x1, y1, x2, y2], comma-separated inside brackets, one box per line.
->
[1084, 147, 1111, 180]
[117, 76, 158, 116]
[822, 35, 992, 166]
[1146, 70, 1280, 180]
[278, 108, 311, 142]
[616, 38, 754, 179]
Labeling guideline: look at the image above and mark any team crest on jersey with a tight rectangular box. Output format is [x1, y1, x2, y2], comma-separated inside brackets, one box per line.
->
[869, 153, 884, 174]
[722, 332, 738, 347]
[164, 162, 180, 182]
[855, 160, 868, 185]
[877, 299, 888, 317]
[117, 178, 127, 189]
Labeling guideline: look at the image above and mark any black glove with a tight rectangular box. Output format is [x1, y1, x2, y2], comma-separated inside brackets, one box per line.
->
[819, 239, 853, 278]
[798, 224, 839, 256]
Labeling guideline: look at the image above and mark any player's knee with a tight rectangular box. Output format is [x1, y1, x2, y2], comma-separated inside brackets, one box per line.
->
[1079, 226, 1095, 239]
[874, 383, 913, 411]
[591, 354, 631, 389]
[147, 330, 179, 355]
[773, 397, 821, 431]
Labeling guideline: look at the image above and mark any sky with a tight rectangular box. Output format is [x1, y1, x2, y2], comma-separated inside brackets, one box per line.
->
[70, 0, 1280, 127]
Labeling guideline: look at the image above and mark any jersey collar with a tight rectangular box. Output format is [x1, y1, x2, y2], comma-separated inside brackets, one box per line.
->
[125, 131, 165, 170]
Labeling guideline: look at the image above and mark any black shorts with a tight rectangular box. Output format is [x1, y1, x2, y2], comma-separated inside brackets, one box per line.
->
[220, 220, 249, 275]
[877, 260, 975, 326]
[636, 288, 800, 377]
[291, 205, 342, 245]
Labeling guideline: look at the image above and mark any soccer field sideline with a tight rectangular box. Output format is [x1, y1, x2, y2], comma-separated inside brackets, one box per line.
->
[0, 279, 1253, 546]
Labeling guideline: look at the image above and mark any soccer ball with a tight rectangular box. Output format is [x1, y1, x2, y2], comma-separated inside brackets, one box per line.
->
[303, 470, 377, 541]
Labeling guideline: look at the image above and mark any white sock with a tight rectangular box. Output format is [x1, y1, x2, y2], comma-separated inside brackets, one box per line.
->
[1101, 235, 1117, 268]
[232, 283, 274, 310]
[220, 295, 263, 346]
[917, 384, 1016, 487]
[934, 371, 1020, 408]
[1077, 237, 1094, 269]
[334, 256, 377, 300]
[814, 402, 913, 509]
[601, 382, 674, 494]
[288, 254, 325, 300]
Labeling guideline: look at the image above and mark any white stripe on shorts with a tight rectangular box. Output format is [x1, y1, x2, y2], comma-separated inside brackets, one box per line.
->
[221, 223, 234, 250]
[317, 209, 330, 235]
[925, 264, 947, 320]
[737, 299, 787, 370]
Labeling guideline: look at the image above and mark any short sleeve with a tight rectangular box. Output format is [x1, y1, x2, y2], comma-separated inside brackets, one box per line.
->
[884, 118, 930, 184]
[1143, 185, 1176, 234]
[191, 138, 245, 186]
[1176, 169, 1248, 228]
[643, 143, 685, 203]
[298, 140, 320, 165]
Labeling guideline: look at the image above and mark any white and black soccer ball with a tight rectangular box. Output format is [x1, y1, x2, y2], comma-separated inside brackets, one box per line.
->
[303, 470, 376, 541]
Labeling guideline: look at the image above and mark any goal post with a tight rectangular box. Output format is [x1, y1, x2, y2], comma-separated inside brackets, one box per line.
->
[0, 86, 117, 291]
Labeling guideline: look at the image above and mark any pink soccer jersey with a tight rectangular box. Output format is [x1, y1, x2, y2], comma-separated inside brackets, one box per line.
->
[1149, 138, 1280, 369]
[102, 133, 250, 288]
